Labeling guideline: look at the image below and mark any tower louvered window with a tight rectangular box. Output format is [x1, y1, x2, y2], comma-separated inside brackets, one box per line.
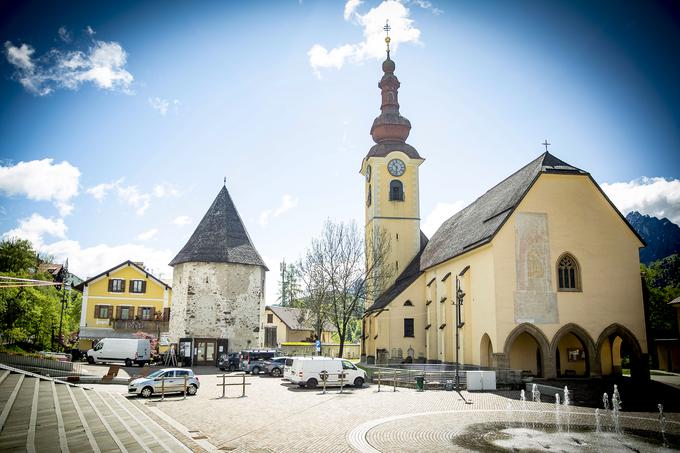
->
[557, 253, 581, 291]
[389, 180, 404, 201]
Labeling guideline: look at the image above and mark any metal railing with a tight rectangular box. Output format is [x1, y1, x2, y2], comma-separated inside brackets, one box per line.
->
[216, 373, 251, 398]
[112, 319, 169, 331]
[0, 352, 83, 378]
[368, 367, 467, 390]
[156, 374, 191, 401]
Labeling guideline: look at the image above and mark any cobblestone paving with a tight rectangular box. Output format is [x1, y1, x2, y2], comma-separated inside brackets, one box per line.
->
[123, 373, 680, 452]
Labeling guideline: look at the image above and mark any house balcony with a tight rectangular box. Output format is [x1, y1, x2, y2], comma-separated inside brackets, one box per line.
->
[112, 319, 169, 333]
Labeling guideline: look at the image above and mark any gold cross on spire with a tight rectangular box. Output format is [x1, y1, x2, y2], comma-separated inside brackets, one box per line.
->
[384, 20, 391, 54]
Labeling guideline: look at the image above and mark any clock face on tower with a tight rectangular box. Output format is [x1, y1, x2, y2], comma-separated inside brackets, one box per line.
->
[388, 159, 406, 177]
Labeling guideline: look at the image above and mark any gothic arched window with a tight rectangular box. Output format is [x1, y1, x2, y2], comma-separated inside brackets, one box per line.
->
[389, 180, 404, 201]
[557, 253, 581, 291]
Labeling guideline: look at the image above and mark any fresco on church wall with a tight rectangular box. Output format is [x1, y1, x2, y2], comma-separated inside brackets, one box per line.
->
[513, 212, 558, 323]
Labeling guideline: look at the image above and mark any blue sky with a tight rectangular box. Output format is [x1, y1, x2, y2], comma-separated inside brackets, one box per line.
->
[1, 0, 679, 303]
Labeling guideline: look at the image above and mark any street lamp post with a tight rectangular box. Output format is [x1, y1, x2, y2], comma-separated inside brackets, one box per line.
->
[454, 265, 470, 392]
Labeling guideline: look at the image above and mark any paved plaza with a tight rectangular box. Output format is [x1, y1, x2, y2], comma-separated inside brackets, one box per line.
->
[93, 369, 680, 452]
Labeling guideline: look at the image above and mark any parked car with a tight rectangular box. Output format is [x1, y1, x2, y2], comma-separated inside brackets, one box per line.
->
[87, 338, 151, 367]
[264, 357, 288, 377]
[283, 357, 298, 381]
[128, 368, 199, 398]
[218, 352, 241, 372]
[240, 349, 278, 374]
[288, 357, 366, 389]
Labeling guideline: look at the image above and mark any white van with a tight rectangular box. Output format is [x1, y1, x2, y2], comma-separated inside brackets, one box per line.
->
[288, 357, 366, 388]
[87, 338, 151, 367]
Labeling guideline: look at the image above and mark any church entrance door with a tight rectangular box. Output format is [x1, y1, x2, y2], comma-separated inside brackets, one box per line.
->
[195, 338, 217, 366]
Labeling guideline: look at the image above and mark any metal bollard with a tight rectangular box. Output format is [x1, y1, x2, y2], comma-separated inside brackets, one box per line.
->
[322, 374, 328, 394]
[241, 373, 246, 397]
[221, 373, 227, 398]
[183, 374, 188, 400]
[393, 370, 398, 392]
[161, 376, 165, 401]
[339, 373, 345, 394]
[377, 369, 381, 392]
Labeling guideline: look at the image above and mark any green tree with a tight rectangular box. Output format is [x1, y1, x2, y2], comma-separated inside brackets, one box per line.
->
[0, 238, 81, 351]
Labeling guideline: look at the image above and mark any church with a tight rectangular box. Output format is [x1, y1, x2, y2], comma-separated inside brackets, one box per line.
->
[360, 37, 649, 380]
[168, 184, 267, 366]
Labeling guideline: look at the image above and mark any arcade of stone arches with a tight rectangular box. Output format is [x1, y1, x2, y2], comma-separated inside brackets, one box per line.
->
[479, 322, 645, 379]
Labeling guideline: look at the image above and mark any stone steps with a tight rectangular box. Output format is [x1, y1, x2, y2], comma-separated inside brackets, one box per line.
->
[0, 366, 192, 452]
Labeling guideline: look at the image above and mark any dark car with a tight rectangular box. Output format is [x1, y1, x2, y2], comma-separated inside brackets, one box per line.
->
[264, 357, 288, 377]
[218, 352, 240, 372]
[240, 349, 278, 374]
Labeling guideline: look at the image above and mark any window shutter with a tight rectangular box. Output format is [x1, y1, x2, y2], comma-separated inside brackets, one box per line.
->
[116, 306, 121, 320]
[163, 307, 170, 321]
[150, 307, 156, 319]
[121, 280, 126, 292]
[141, 281, 147, 293]
[108, 306, 114, 319]
[108, 280, 113, 291]
[94, 305, 100, 318]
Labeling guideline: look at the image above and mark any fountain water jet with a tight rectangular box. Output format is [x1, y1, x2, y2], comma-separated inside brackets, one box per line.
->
[563, 386, 570, 433]
[595, 408, 601, 433]
[555, 393, 562, 431]
[520, 389, 527, 428]
[602, 392, 610, 431]
[658, 403, 668, 447]
[612, 385, 622, 434]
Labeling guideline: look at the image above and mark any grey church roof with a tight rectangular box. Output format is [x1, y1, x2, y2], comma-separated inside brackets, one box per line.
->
[169, 186, 268, 269]
[420, 151, 644, 270]
[420, 152, 586, 270]
[365, 231, 428, 314]
[267, 306, 337, 332]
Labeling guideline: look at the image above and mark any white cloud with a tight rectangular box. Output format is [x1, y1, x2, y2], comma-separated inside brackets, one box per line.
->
[308, 0, 422, 77]
[422, 201, 465, 237]
[85, 178, 123, 201]
[172, 216, 191, 226]
[259, 194, 300, 227]
[0, 158, 80, 216]
[601, 177, 680, 224]
[86, 179, 178, 215]
[85, 26, 96, 36]
[344, 0, 363, 20]
[41, 239, 174, 280]
[148, 97, 180, 116]
[152, 182, 180, 198]
[117, 185, 151, 215]
[136, 228, 159, 241]
[58, 26, 72, 43]
[4, 27, 134, 96]
[3, 213, 67, 247]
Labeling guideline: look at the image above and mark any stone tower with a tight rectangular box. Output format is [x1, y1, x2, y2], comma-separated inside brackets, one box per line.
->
[360, 39, 425, 301]
[169, 184, 267, 364]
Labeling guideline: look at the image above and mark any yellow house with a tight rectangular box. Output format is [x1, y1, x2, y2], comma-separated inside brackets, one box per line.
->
[75, 260, 172, 350]
[264, 306, 335, 347]
[360, 46, 649, 380]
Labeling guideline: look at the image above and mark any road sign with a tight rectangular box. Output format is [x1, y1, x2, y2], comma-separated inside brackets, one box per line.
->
[315, 340, 321, 352]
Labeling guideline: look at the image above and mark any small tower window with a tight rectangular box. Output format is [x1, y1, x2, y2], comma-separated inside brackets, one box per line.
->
[389, 180, 404, 201]
[557, 253, 581, 291]
[367, 184, 372, 207]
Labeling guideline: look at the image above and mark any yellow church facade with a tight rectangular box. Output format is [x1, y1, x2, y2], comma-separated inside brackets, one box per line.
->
[360, 45, 648, 380]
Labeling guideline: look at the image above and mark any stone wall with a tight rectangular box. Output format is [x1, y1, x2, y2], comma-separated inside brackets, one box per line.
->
[169, 261, 265, 352]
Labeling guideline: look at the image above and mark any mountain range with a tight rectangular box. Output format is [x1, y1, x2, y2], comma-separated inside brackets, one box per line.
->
[626, 211, 680, 264]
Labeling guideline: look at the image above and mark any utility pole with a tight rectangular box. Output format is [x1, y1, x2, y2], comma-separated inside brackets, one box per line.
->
[280, 260, 287, 306]
[57, 259, 71, 352]
[454, 265, 470, 397]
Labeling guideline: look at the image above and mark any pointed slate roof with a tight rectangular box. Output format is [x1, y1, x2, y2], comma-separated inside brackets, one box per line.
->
[169, 186, 268, 269]
[420, 152, 588, 270]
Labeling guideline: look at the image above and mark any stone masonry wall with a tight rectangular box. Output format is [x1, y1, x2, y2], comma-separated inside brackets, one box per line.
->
[169, 262, 265, 352]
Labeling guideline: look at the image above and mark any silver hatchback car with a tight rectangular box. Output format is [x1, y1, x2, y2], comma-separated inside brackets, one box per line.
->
[128, 368, 200, 398]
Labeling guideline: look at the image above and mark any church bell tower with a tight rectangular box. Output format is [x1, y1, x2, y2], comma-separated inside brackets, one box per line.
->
[361, 26, 424, 300]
